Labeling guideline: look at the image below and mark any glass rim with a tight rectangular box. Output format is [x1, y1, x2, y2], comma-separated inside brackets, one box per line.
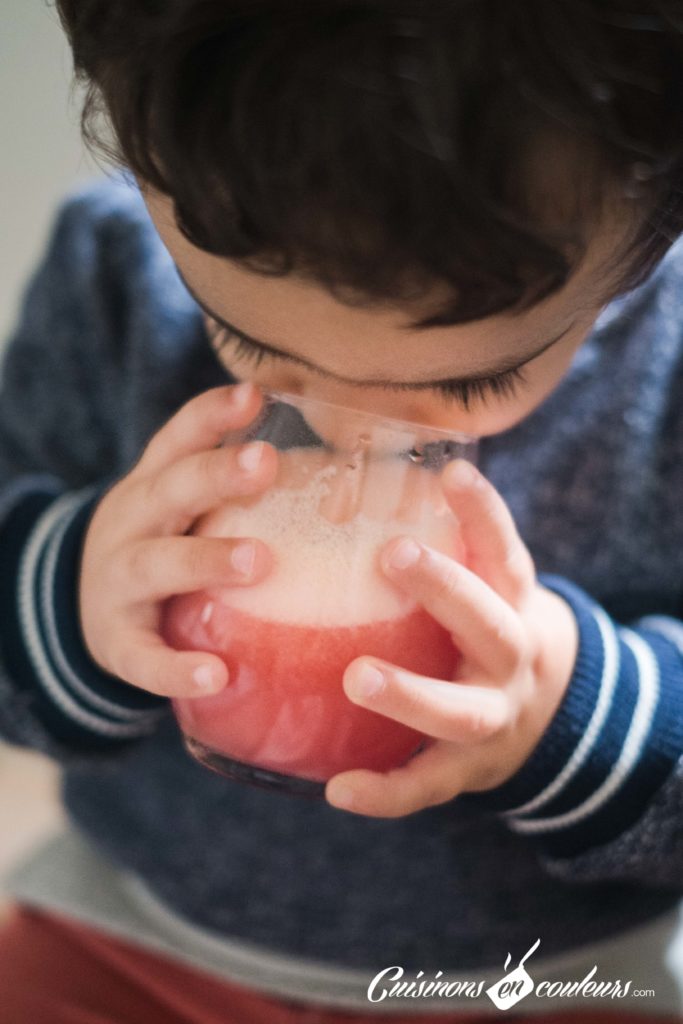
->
[261, 387, 479, 446]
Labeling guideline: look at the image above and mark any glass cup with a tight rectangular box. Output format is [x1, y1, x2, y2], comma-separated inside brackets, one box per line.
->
[162, 389, 478, 797]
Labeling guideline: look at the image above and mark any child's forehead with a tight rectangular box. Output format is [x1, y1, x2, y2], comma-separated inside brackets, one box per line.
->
[144, 184, 629, 379]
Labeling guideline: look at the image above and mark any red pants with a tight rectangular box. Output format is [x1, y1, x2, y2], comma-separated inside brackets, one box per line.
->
[0, 904, 677, 1024]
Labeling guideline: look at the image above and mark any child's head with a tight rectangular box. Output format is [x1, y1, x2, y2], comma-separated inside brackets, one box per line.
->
[57, 1, 683, 435]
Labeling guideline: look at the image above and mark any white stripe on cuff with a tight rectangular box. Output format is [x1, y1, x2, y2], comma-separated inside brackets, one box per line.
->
[637, 615, 683, 658]
[18, 491, 158, 739]
[40, 492, 161, 723]
[501, 604, 620, 820]
[508, 629, 660, 835]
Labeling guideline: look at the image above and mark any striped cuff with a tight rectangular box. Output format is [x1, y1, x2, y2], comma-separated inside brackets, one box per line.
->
[0, 484, 166, 749]
[462, 574, 683, 859]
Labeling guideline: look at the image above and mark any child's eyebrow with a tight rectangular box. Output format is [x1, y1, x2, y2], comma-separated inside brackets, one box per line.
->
[177, 269, 576, 389]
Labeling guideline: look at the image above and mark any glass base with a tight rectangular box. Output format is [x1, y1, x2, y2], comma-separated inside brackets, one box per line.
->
[184, 737, 326, 798]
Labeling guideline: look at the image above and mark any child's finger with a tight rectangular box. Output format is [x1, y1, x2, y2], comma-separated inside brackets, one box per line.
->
[343, 658, 509, 743]
[119, 535, 272, 602]
[135, 439, 278, 535]
[380, 538, 525, 679]
[441, 459, 536, 609]
[326, 742, 462, 818]
[135, 382, 263, 476]
[111, 629, 228, 698]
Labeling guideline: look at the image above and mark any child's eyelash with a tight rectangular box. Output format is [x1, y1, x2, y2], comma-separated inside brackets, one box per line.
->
[429, 366, 528, 409]
[211, 325, 529, 411]
[217, 330, 270, 368]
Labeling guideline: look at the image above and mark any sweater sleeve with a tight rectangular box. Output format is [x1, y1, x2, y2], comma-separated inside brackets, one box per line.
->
[0, 182, 167, 762]
[463, 573, 683, 889]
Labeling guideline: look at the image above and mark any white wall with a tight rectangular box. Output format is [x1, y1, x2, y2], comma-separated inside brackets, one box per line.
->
[1, 0, 101, 343]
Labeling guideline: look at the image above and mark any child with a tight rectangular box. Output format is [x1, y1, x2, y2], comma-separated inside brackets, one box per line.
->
[1, 1, 682, 1020]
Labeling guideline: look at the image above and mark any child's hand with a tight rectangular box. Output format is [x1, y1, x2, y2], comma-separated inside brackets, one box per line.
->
[325, 459, 579, 818]
[79, 383, 277, 697]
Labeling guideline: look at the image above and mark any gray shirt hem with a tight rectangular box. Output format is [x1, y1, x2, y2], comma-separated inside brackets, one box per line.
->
[4, 827, 683, 1016]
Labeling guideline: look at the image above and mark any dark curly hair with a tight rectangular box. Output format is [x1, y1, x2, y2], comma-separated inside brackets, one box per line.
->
[55, 0, 683, 326]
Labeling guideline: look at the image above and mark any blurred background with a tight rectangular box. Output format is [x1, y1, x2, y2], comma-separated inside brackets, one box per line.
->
[0, 0, 102, 914]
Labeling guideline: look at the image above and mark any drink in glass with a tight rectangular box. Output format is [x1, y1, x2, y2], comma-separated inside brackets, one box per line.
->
[162, 392, 476, 796]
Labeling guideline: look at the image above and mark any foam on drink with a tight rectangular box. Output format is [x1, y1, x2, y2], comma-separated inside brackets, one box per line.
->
[196, 454, 459, 627]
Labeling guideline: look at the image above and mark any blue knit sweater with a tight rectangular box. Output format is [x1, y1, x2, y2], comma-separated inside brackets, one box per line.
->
[2, 174, 683, 977]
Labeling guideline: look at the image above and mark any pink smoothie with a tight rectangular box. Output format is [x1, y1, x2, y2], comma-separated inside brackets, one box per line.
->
[164, 598, 458, 780]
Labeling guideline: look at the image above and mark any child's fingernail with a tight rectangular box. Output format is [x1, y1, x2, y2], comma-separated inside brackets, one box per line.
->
[230, 540, 257, 577]
[328, 785, 355, 811]
[446, 459, 480, 488]
[230, 381, 253, 407]
[349, 664, 385, 700]
[385, 538, 421, 571]
[237, 440, 265, 472]
[193, 664, 226, 692]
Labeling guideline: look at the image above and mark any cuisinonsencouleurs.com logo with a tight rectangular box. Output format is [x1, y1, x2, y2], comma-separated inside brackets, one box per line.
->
[367, 939, 656, 1011]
